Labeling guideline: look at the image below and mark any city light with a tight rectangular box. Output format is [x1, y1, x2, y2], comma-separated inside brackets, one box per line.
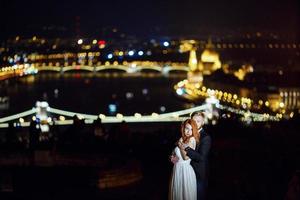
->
[163, 41, 170, 47]
[138, 51, 144, 56]
[77, 39, 83, 45]
[0, 34, 299, 124]
[174, 79, 282, 121]
[128, 50, 134, 56]
[107, 54, 113, 59]
[116, 113, 123, 119]
[99, 114, 106, 119]
[176, 88, 184, 96]
[59, 116, 65, 121]
[279, 102, 285, 108]
[134, 113, 142, 118]
[118, 51, 124, 56]
[98, 40, 106, 49]
[19, 118, 25, 123]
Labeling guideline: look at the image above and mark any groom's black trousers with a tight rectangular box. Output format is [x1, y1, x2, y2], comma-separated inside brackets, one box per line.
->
[197, 179, 207, 200]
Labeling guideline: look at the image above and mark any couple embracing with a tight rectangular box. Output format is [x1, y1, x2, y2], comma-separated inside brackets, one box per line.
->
[169, 112, 212, 200]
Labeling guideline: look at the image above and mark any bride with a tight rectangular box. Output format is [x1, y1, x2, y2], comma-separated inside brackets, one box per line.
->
[169, 119, 199, 200]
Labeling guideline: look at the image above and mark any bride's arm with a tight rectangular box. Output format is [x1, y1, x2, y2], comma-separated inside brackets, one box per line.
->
[178, 138, 188, 160]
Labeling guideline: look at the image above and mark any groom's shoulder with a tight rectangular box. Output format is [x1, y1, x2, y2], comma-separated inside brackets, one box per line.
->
[201, 128, 210, 136]
[202, 134, 211, 142]
[201, 130, 212, 141]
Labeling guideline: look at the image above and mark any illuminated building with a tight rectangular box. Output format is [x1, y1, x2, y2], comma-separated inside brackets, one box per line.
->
[200, 38, 222, 75]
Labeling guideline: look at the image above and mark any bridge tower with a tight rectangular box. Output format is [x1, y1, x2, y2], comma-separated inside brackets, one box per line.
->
[204, 91, 220, 124]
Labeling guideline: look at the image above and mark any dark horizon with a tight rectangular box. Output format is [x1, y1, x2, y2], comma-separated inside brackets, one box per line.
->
[1, 0, 299, 39]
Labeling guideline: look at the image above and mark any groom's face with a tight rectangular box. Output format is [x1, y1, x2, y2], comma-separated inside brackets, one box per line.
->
[192, 115, 204, 130]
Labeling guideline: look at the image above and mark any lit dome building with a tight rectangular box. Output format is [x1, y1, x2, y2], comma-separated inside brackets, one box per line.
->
[187, 39, 221, 83]
[200, 39, 222, 75]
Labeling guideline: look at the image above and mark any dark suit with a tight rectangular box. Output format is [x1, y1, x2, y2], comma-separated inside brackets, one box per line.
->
[186, 128, 211, 200]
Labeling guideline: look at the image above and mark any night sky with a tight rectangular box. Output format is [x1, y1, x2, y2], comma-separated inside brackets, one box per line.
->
[1, 0, 299, 38]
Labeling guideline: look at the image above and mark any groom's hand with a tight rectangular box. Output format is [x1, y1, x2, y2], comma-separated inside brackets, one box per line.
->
[178, 141, 189, 150]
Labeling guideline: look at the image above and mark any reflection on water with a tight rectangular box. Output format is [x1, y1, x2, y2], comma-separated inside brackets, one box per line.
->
[0, 72, 189, 117]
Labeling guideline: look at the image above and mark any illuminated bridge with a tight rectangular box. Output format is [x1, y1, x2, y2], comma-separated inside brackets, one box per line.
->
[36, 64, 189, 74]
[0, 103, 209, 128]
[0, 61, 189, 80]
[0, 100, 280, 129]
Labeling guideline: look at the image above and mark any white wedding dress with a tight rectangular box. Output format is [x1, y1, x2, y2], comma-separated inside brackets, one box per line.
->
[169, 137, 197, 200]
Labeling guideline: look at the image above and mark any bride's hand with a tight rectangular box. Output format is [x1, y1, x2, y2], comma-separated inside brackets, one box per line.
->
[170, 155, 179, 164]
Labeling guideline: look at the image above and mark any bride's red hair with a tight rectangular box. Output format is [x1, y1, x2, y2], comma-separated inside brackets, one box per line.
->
[181, 119, 199, 144]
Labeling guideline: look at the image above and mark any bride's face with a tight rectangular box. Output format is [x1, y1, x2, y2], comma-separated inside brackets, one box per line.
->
[184, 123, 193, 137]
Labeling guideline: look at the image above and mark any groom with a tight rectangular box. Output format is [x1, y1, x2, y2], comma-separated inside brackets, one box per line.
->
[178, 111, 211, 200]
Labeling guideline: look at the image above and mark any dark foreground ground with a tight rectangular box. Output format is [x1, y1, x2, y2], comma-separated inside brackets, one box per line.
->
[0, 117, 300, 200]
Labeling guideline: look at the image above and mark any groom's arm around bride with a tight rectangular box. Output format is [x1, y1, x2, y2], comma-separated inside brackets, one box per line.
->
[185, 133, 211, 164]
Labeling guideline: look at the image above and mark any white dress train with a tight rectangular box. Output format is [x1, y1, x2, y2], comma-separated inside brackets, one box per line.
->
[169, 137, 197, 200]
